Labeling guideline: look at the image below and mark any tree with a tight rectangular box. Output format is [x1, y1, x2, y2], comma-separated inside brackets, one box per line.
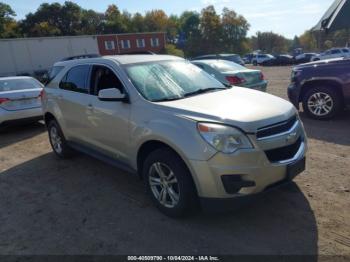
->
[81, 9, 105, 35]
[104, 4, 128, 33]
[250, 31, 290, 54]
[164, 44, 184, 57]
[130, 12, 146, 32]
[299, 30, 318, 51]
[144, 10, 168, 32]
[20, 2, 82, 37]
[0, 2, 19, 38]
[199, 5, 222, 54]
[221, 7, 250, 54]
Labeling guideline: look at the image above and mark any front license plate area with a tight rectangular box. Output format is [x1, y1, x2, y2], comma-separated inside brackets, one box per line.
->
[287, 157, 306, 180]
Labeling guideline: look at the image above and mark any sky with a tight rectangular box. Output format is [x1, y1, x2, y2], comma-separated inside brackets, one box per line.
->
[4, 0, 334, 38]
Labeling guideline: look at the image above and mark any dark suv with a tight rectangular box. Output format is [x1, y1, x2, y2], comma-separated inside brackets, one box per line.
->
[288, 58, 350, 119]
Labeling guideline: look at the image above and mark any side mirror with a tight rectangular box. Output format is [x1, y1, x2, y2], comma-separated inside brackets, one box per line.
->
[98, 88, 128, 102]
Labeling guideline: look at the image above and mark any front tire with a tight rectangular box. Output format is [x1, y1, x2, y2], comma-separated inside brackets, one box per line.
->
[302, 86, 342, 120]
[48, 120, 75, 158]
[142, 148, 198, 217]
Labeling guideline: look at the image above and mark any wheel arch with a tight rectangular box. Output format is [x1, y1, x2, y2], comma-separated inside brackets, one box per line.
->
[44, 112, 57, 126]
[136, 140, 199, 194]
[300, 79, 344, 104]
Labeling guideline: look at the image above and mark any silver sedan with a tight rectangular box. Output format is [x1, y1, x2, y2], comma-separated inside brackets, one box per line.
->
[0, 76, 43, 126]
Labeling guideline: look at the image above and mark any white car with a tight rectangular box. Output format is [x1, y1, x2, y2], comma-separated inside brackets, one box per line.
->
[0, 76, 43, 127]
[311, 48, 350, 61]
[251, 54, 274, 66]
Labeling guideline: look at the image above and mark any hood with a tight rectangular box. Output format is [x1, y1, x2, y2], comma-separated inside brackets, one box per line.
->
[296, 57, 346, 68]
[156, 87, 295, 133]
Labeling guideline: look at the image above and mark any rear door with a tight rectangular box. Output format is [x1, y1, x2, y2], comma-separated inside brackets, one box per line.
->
[56, 64, 92, 144]
[0, 78, 42, 112]
[86, 64, 131, 163]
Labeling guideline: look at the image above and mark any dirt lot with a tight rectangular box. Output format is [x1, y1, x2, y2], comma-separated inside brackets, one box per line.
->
[0, 66, 349, 257]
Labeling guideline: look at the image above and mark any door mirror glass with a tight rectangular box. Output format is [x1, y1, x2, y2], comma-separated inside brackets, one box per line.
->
[98, 88, 127, 102]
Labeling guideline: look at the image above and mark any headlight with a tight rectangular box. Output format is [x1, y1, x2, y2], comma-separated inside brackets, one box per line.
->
[197, 122, 253, 154]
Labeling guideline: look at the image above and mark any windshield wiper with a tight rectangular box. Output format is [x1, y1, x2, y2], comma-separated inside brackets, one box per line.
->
[152, 97, 183, 102]
[184, 87, 226, 98]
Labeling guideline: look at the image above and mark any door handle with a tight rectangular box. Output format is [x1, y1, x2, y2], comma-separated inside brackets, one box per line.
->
[87, 104, 94, 111]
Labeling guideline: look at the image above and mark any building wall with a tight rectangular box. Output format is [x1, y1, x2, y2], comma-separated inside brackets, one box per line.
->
[0, 35, 99, 76]
[0, 32, 165, 77]
[98, 32, 165, 55]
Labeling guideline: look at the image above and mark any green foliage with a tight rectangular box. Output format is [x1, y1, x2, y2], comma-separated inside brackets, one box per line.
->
[0, 2, 19, 38]
[250, 31, 290, 54]
[164, 44, 184, 57]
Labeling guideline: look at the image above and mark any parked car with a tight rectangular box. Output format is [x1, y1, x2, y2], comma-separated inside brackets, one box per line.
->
[42, 55, 307, 217]
[261, 55, 294, 66]
[242, 53, 255, 64]
[251, 54, 274, 66]
[192, 59, 267, 92]
[311, 48, 350, 61]
[295, 53, 318, 64]
[192, 54, 245, 66]
[288, 57, 350, 119]
[0, 76, 43, 127]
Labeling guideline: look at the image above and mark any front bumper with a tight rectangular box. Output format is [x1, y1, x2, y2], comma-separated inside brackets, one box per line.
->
[288, 83, 300, 108]
[0, 107, 43, 126]
[187, 120, 307, 207]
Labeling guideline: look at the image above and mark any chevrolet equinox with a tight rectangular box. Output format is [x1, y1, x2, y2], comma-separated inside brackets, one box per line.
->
[42, 55, 307, 217]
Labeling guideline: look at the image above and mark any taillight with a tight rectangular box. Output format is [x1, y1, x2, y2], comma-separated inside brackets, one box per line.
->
[260, 72, 265, 80]
[225, 76, 246, 85]
[39, 89, 44, 99]
[0, 98, 10, 104]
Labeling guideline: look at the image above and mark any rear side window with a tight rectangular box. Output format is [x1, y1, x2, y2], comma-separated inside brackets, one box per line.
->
[47, 66, 64, 83]
[331, 49, 341, 54]
[342, 49, 349, 53]
[60, 65, 90, 94]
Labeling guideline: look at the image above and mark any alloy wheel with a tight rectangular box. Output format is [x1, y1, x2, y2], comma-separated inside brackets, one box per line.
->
[307, 92, 334, 116]
[148, 162, 180, 208]
[50, 126, 63, 154]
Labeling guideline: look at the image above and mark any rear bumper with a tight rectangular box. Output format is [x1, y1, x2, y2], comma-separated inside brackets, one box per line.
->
[0, 107, 43, 126]
[246, 81, 268, 92]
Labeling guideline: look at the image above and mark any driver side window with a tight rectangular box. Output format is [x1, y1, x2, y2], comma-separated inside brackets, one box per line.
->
[90, 65, 124, 96]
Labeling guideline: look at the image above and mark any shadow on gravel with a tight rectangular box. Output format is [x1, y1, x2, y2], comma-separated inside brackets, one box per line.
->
[299, 111, 350, 146]
[0, 152, 317, 257]
[0, 121, 46, 149]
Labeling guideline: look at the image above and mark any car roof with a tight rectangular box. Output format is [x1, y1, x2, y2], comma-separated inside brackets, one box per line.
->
[54, 55, 183, 67]
[192, 59, 236, 64]
[0, 76, 36, 81]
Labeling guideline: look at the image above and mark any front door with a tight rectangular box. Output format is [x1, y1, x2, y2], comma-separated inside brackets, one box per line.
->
[87, 64, 131, 164]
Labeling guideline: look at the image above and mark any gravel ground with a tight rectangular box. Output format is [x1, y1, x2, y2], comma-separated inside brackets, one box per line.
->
[0, 66, 349, 258]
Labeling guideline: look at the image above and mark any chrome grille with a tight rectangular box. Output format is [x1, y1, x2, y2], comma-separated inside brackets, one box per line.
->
[256, 115, 297, 140]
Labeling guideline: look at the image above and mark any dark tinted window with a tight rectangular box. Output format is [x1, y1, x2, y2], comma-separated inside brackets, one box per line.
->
[331, 49, 341, 54]
[60, 65, 90, 93]
[342, 49, 349, 53]
[90, 65, 124, 96]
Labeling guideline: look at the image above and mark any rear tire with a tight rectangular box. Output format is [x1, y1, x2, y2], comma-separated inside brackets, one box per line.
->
[142, 148, 198, 217]
[302, 86, 342, 120]
[48, 120, 75, 158]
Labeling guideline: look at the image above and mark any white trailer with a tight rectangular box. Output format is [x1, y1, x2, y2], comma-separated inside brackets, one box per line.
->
[0, 35, 99, 77]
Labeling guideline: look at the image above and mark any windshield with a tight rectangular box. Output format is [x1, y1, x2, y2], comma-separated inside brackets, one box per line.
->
[125, 60, 225, 102]
[0, 78, 42, 92]
[206, 60, 246, 72]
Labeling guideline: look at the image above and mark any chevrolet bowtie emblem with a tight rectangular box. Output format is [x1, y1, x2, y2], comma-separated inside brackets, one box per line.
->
[286, 132, 297, 142]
